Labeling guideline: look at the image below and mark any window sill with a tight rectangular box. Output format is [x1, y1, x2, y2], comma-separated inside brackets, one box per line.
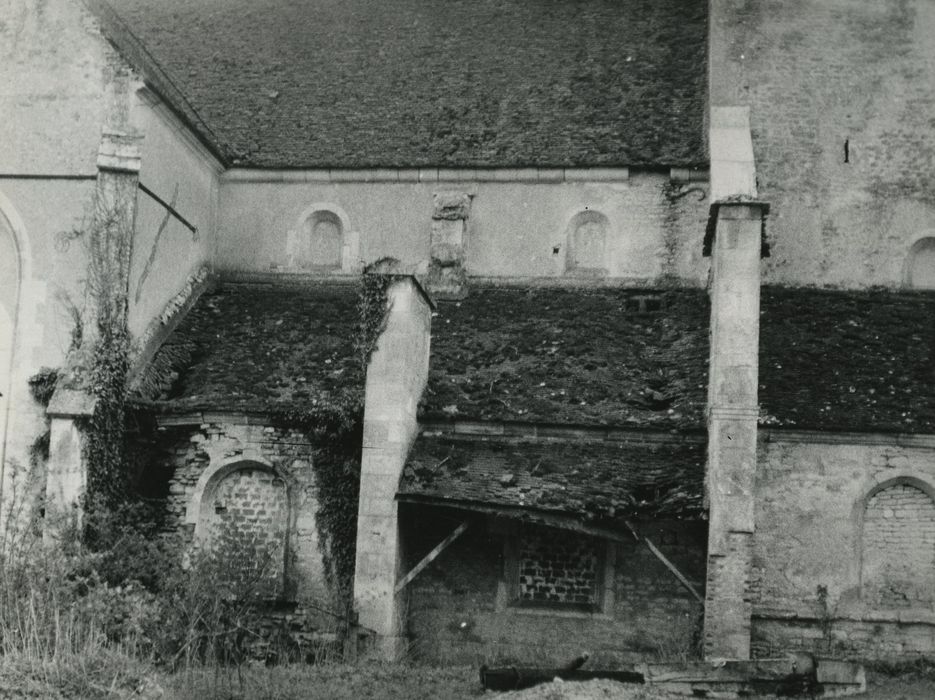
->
[505, 605, 612, 621]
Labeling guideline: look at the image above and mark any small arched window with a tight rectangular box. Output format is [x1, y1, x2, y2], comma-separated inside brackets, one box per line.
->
[906, 237, 935, 289]
[861, 481, 935, 608]
[199, 462, 290, 601]
[300, 210, 343, 270]
[565, 210, 609, 275]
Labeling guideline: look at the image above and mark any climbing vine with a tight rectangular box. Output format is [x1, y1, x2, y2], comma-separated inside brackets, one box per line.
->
[354, 258, 395, 366]
[279, 263, 394, 607]
[26, 367, 58, 467]
[59, 191, 135, 513]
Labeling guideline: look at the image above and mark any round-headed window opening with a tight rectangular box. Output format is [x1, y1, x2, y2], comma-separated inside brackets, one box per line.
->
[195, 460, 292, 600]
[907, 237, 935, 289]
[565, 209, 609, 274]
[860, 478, 935, 609]
[305, 210, 343, 270]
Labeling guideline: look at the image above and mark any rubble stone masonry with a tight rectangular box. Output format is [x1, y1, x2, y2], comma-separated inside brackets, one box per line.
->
[752, 433, 935, 658]
[153, 417, 340, 653]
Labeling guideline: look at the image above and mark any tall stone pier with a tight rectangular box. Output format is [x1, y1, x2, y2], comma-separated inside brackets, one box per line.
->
[352, 273, 433, 659]
[703, 107, 769, 660]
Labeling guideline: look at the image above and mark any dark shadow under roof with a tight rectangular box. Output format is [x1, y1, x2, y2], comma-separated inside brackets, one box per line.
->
[104, 0, 707, 168]
[398, 433, 707, 522]
[134, 282, 364, 415]
[421, 287, 711, 430]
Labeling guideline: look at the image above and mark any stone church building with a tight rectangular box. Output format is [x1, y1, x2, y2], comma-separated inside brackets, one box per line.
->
[2, 0, 935, 664]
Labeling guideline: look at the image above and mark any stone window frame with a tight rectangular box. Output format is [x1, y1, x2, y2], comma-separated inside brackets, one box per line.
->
[564, 208, 610, 277]
[855, 474, 935, 606]
[185, 456, 298, 602]
[0, 190, 33, 476]
[495, 520, 616, 617]
[289, 202, 359, 274]
[903, 235, 935, 289]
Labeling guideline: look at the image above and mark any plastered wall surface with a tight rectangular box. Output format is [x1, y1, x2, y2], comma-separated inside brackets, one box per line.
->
[710, 0, 935, 288]
[752, 435, 935, 657]
[0, 0, 120, 175]
[217, 174, 709, 283]
[128, 98, 220, 340]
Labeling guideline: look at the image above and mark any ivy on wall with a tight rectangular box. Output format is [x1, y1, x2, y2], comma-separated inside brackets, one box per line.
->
[280, 261, 394, 607]
[58, 190, 136, 512]
[26, 368, 58, 467]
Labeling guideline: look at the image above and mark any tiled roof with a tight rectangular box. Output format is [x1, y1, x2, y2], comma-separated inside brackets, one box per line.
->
[398, 433, 707, 521]
[421, 287, 711, 429]
[134, 282, 935, 434]
[104, 0, 707, 168]
[133, 282, 364, 414]
[759, 287, 935, 433]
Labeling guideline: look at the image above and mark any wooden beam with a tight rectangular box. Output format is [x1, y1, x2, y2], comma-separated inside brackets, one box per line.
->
[624, 520, 703, 603]
[395, 520, 470, 593]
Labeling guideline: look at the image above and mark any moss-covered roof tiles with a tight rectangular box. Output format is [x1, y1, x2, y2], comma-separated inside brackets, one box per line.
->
[104, 0, 707, 168]
[135, 283, 364, 414]
[421, 287, 711, 429]
[759, 287, 935, 433]
[398, 434, 706, 521]
[136, 282, 935, 434]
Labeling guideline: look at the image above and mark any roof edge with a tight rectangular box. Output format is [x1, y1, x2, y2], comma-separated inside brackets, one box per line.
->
[82, 0, 230, 168]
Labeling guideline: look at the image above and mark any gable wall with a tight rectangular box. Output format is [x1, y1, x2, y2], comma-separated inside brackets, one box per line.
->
[128, 96, 221, 341]
[710, 0, 935, 289]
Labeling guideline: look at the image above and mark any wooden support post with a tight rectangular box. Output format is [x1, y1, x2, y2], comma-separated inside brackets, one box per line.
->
[395, 520, 470, 593]
[625, 520, 704, 603]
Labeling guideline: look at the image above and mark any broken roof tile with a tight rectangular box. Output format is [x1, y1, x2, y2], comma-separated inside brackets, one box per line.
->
[398, 433, 707, 522]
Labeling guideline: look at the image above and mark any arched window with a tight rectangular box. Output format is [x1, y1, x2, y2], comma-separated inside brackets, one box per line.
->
[304, 210, 343, 270]
[906, 237, 935, 289]
[565, 210, 609, 275]
[861, 481, 935, 608]
[0, 201, 23, 470]
[197, 461, 290, 600]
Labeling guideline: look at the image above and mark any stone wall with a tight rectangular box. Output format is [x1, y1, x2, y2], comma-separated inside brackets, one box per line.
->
[516, 527, 600, 609]
[0, 0, 130, 506]
[216, 173, 709, 284]
[128, 94, 221, 341]
[150, 416, 341, 653]
[752, 432, 935, 658]
[710, 0, 935, 289]
[402, 507, 706, 667]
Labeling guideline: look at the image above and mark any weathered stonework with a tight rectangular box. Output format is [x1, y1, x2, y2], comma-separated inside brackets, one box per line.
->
[425, 191, 470, 299]
[403, 511, 706, 666]
[152, 417, 341, 655]
[751, 434, 935, 659]
[353, 277, 433, 659]
[703, 108, 767, 660]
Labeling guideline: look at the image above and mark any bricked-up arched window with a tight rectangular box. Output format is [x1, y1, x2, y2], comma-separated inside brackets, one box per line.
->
[0, 207, 21, 460]
[907, 237, 935, 289]
[565, 210, 609, 275]
[200, 463, 290, 601]
[861, 481, 935, 608]
[305, 210, 343, 270]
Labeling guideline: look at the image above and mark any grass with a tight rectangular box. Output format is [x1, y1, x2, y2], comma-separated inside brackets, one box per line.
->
[163, 664, 483, 700]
